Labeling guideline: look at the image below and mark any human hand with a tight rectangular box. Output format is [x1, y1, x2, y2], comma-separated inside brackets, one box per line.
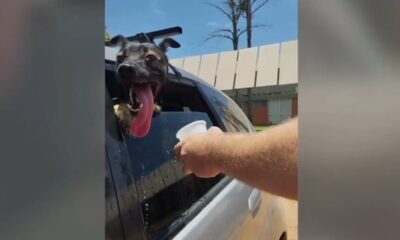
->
[174, 126, 224, 178]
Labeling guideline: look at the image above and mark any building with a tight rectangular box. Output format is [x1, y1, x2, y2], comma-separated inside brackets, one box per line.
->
[170, 40, 298, 125]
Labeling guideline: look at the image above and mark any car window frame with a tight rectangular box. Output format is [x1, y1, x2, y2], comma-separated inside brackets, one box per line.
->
[166, 75, 223, 130]
[106, 155, 125, 240]
[195, 81, 254, 133]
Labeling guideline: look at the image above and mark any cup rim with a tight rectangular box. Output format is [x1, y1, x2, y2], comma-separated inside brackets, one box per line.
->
[176, 120, 207, 140]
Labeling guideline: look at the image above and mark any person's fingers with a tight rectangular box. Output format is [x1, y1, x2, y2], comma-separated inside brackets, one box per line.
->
[174, 142, 183, 155]
[174, 142, 183, 161]
[174, 141, 182, 151]
[208, 126, 223, 135]
[182, 165, 192, 175]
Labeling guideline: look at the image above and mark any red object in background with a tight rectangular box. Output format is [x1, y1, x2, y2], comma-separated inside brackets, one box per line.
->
[250, 97, 298, 126]
[251, 106, 269, 126]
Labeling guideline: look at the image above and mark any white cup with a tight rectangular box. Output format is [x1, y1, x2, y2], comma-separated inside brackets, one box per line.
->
[176, 120, 208, 141]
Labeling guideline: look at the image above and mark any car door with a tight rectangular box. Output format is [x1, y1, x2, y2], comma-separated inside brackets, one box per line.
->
[105, 84, 147, 240]
[107, 72, 285, 240]
[106, 155, 124, 240]
[172, 81, 287, 240]
[108, 76, 231, 240]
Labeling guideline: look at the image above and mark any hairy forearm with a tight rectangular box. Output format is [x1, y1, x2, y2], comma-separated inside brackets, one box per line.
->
[212, 118, 298, 199]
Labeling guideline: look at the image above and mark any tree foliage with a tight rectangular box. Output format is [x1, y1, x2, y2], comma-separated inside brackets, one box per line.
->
[105, 27, 112, 42]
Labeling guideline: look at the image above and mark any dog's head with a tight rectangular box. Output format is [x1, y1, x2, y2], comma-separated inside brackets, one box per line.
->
[110, 35, 180, 137]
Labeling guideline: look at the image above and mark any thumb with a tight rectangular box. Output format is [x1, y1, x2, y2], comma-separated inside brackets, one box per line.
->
[174, 141, 183, 156]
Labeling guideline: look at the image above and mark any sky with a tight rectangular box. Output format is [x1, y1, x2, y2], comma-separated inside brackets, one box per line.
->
[106, 0, 298, 59]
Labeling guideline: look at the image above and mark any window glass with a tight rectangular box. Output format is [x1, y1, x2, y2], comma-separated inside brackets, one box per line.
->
[201, 84, 253, 132]
[126, 112, 222, 239]
[279, 99, 292, 115]
[269, 114, 281, 125]
[122, 78, 226, 239]
[268, 99, 280, 113]
[268, 99, 292, 124]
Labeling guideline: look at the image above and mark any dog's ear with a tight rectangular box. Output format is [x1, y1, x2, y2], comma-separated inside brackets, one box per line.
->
[110, 35, 128, 48]
[159, 38, 181, 52]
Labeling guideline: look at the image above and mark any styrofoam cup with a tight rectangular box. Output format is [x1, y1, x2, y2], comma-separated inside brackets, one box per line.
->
[176, 120, 207, 141]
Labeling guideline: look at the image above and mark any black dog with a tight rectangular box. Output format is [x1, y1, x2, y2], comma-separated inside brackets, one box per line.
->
[110, 35, 180, 137]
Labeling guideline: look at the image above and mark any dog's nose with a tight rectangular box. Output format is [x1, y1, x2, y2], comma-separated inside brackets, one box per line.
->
[118, 64, 136, 79]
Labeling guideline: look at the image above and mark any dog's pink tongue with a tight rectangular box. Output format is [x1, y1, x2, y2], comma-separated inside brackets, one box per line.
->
[131, 85, 154, 138]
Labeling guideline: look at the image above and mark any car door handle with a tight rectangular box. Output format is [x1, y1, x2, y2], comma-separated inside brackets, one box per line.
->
[248, 189, 262, 216]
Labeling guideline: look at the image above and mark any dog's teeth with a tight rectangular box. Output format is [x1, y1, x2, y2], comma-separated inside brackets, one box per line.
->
[130, 103, 143, 113]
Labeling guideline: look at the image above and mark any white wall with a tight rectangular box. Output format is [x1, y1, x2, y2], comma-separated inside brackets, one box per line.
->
[171, 40, 298, 90]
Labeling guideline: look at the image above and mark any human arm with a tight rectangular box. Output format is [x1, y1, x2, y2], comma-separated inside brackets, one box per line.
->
[174, 118, 298, 199]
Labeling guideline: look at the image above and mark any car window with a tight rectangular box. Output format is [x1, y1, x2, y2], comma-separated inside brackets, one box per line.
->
[199, 84, 254, 133]
[124, 81, 224, 239]
[268, 98, 292, 124]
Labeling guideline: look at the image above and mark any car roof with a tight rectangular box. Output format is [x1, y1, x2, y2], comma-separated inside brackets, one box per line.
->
[105, 46, 215, 89]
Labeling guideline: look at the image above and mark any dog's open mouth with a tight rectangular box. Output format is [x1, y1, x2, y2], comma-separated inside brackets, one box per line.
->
[128, 82, 159, 137]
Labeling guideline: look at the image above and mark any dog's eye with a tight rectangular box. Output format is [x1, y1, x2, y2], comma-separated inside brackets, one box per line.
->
[145, 54, 158, 63]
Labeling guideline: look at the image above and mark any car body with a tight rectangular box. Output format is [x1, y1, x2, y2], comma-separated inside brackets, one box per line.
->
[105, 45, 287, 240]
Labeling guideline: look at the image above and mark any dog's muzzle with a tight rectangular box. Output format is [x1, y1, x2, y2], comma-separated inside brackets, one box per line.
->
[118, 64, 136, 80]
